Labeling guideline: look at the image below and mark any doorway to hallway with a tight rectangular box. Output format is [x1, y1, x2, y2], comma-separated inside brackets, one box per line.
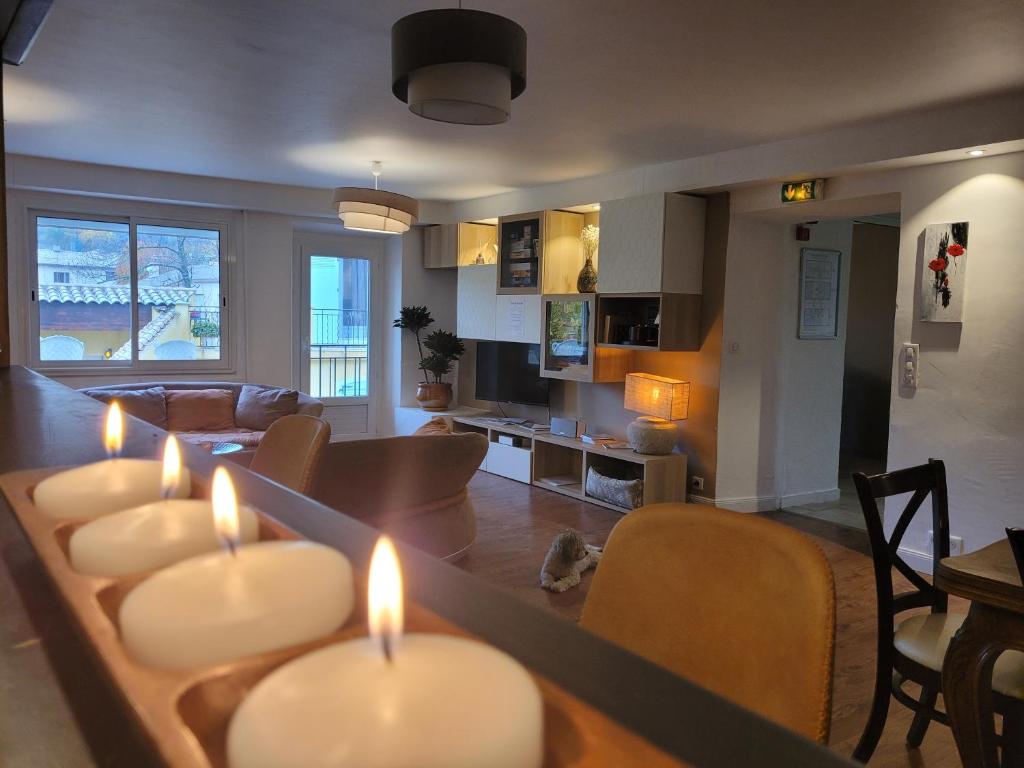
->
[783, 215, 901, 531]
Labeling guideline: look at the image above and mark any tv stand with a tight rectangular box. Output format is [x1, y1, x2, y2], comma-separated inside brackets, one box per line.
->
[451, 415, 686, 514]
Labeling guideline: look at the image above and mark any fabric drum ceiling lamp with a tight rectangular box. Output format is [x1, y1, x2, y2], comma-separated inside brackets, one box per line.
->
[623, 373, 691, 455]
[333, 162, 419, 235]
[391, 8, 527, 125]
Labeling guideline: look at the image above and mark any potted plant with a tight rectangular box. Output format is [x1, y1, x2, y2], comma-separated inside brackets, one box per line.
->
[417, 330, 466, 410]
[394, 306, 466, 410]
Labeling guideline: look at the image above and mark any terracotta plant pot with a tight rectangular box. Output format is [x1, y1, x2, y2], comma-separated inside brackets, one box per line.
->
[416, 382, 452, 411]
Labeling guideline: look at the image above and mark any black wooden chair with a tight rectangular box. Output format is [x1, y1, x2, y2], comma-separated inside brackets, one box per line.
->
[853, 459, 1024, 764]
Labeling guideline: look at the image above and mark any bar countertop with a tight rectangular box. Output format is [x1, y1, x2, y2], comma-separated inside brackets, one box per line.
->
[0, 366, 855, 767]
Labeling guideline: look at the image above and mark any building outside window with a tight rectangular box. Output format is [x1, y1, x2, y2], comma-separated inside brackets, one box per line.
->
[32, 214, 227, 368]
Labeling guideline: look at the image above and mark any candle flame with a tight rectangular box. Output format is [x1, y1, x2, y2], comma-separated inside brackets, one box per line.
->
[212, 467, 240, 554]
[161, 435, 182, 499]
[368, 535, 403, 661]
[104, 401, 124, 458]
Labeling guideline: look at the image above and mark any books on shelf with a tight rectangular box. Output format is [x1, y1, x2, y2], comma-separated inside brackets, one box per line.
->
[601, 441, 632, 450]
[580, 433, 615, 445]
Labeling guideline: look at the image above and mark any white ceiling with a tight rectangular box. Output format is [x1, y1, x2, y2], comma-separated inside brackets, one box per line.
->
[6, 0, 1024, 202]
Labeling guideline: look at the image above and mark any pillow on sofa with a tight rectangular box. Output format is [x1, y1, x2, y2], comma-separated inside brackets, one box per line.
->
[235, 385, 300, 431]
[414, 417, 451, 436]
[81, 387, 168, 429]
[165, 389, 236, 432]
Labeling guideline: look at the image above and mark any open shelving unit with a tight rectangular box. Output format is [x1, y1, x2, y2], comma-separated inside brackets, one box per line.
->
[596, 292, 702, 351]
[452, 415, 686, 514]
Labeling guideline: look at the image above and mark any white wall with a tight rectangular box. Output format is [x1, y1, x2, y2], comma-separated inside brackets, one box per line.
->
[715, 218, 785, 510]
[724, 152, 1024, 559]
[774, 220, 853, 505]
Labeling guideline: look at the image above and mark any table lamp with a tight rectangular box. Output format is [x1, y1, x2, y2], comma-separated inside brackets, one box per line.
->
[623, 373, 690, 455]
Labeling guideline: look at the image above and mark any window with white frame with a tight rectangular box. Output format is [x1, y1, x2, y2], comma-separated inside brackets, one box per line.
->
[31, 213, 228, 368]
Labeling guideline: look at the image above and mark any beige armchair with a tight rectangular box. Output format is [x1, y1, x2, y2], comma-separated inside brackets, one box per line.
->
[310, 432, 488, 560]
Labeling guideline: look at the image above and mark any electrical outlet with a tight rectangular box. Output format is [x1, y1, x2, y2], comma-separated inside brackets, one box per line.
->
[927, 530, 964, 556]
[691, 476, 704, 492]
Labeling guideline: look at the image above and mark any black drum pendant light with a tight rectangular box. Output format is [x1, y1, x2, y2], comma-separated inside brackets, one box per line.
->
[391, 7, 527, 125]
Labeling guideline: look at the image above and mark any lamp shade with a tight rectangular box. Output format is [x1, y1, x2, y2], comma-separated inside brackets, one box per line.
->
[624, 373, 690, 421]
[392, 9, 526, 125]
[332, 188, 419, 234]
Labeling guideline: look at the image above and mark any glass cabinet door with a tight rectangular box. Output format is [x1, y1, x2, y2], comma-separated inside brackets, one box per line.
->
[542, 295, 595, 380]
[499, 215, 541, 291]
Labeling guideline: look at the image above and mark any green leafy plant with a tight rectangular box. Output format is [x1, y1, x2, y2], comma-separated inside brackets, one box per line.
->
[420, 329, 466, 384]
[191, 320, 220, 338]
[393, 306, 434, 374]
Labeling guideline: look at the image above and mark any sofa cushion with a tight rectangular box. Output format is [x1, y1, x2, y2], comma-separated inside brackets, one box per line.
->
[177, 430, 266, 448]
[413, 417, 451, 436]
[235, 384, 300, 431]
[82, 386, 168, 429]
[165, 389, 236, 432]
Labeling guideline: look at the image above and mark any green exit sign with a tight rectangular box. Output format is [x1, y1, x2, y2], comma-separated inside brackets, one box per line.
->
[781, 179, 824, 203]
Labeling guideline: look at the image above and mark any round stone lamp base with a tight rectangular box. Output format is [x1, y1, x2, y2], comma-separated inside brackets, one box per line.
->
[626, 416, 678, 455]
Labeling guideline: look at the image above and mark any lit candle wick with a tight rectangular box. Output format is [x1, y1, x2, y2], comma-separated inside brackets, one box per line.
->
[212, 467, 242, 558]
[368, 535, 403, 665]
[161, 435, 182, 500]
[380, 615, 393, 664]
[104, 401, 124, 460]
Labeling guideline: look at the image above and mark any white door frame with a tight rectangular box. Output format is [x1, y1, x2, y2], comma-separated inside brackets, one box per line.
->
[293, 231, 385, 438]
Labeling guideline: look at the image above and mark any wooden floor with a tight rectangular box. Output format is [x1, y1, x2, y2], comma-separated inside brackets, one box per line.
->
[460, 471, 965, 767]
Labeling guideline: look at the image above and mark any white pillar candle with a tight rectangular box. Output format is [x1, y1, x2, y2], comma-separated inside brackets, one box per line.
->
[119, 540, 354, 669]
[69, 499, 260, 577]
[227, 536, 543, 768]
[34, 404, 190, 519]
[35, 458, 192, 519]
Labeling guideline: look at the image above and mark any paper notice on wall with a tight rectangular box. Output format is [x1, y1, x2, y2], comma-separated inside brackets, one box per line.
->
[507, 298, 526, 340]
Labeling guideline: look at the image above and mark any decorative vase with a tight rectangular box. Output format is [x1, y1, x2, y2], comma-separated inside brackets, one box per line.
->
[576, 257, 597, 293]
[416, 382, 452, 411]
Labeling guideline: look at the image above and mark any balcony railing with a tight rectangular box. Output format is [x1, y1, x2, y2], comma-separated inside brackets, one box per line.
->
[309, 308, 368, 398]
[189, 307, 220, 349]
[311, 308, 367, 346]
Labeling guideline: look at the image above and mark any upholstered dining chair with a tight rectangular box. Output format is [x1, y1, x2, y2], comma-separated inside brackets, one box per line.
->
[852, 459, 1024, 764]
[579, 502, 836, 744]
[248, 414, 331, 495]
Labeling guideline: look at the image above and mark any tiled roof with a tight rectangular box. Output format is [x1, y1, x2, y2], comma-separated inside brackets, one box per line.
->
[110, 308, 180, 360]
[38, 284, 196, 306]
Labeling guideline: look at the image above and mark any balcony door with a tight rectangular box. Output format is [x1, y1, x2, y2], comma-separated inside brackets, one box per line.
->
[298, 239, 380, 438]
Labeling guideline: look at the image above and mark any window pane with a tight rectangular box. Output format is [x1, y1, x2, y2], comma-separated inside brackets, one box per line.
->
[136, 224, 221, 361]
[309, 255, 369, 398]
[36, 217, 131, 362]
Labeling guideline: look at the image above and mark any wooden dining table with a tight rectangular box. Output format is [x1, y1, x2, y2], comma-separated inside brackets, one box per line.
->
[938, 540, 1024, 768]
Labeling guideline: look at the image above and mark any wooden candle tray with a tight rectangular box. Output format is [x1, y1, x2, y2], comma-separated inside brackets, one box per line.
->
[1, 467, 682, 768]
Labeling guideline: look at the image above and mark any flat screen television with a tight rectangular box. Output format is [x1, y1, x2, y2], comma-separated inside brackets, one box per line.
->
[475, 341, 550, 407]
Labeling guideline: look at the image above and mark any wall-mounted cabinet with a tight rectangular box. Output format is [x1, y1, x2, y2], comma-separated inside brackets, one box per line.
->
[541, 294, 633, 382]
[424, 222, 497, 269]
[597, 192, 705, 295]
[498, 212, 542, 293]
[495, 294, 542, 344]
[541, 210, 593, 294]
[596, 292, 702, 351]
[456, 264, 498, 340]
[498, 210, 591, 295]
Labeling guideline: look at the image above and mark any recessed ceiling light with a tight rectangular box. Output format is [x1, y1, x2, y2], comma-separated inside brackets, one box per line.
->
[967, 149, 986, 157]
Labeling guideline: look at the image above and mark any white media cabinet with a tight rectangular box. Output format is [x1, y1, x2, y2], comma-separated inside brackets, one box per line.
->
[452, 415, 686, 514]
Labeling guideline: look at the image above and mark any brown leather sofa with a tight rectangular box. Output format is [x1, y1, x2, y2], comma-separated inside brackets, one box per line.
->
[310, 432, 488, 560]
[79, 381, 322, 463]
